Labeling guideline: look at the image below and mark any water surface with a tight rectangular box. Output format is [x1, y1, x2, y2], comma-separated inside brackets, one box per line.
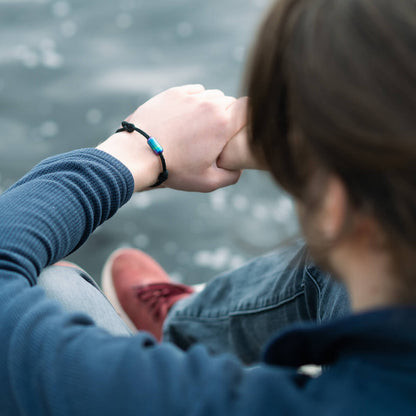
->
[0, 0, 298, 284]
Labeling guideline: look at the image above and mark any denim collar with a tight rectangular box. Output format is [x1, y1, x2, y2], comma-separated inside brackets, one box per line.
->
[262, 306, 416, 367]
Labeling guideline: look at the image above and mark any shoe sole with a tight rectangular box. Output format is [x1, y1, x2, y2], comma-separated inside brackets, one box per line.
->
[101, 248, 139, 333]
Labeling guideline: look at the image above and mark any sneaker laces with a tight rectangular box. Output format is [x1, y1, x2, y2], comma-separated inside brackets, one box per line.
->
[134, 283, 193, 321]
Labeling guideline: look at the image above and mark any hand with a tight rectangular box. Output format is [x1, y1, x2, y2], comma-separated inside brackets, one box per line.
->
[98, 85, 246, 192]
[216, 99, 267, 171]
[217, 126, 266, 171]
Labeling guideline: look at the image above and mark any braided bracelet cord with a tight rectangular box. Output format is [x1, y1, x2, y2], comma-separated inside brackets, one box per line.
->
[116, 121, 168, 187]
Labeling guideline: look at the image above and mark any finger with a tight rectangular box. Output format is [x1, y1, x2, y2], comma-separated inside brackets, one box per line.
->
[216, 127, 247, 170]
[225, 96, 248, 137]
[221, 96, 236, 108]
[208, 96, 235, 111]
[209, 167, 242, 191]
[184, 84, 206, 94]
[201, 89, 225, 99]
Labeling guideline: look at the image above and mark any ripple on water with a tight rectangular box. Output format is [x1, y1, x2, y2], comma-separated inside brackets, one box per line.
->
[163, 241, 178, 255]
[209, 189, 227, 212]
[232, 194, 249, 212]
[61, 20, 77, 38]
[39, 38, 56, 51]
[86, 109, 103, 125]
[193, 246, 237, 271]
[116, 14, 133, 30]
[41, 50, 63, 69]
[15, 45, 39, 68]
[272, 197, 294, 223]
[252, 203, 268, 221]
[39, 121, 59, 138]
[232, 45, 245, 63]
[120, 0, 137, 12]
[176, 22, 193, 38]
[14, 42, 63, 70]
[133, 234, 150, 249]
[131, 193, 153, 209]
[52, 1, 71, 18]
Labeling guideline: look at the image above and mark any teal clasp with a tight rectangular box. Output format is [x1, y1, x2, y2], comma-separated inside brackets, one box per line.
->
[147, 137, 163, 155]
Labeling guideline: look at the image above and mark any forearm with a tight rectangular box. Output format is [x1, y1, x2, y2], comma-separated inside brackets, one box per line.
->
[0, 148, 134, 285]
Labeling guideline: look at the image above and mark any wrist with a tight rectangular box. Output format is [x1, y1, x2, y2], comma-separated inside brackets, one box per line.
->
[115, 121, 168, 189]
[97, 132, 161, 192]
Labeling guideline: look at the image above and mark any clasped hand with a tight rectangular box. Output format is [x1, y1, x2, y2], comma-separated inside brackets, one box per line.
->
[97, 85, 259, 192]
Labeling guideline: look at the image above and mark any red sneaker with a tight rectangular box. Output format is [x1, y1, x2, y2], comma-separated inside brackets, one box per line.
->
[102, 248, 193, 341]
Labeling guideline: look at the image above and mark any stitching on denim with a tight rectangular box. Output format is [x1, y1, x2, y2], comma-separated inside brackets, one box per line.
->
[305, 268, 322, 323]
[230, 289, 305, 317]
[171, 289, 305, 321]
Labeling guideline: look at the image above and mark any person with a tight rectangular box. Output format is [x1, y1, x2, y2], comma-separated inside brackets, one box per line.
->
[1, 0, 415, 415]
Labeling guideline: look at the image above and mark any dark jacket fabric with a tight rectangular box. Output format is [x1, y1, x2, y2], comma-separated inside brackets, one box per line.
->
[0, 149, 415, 415]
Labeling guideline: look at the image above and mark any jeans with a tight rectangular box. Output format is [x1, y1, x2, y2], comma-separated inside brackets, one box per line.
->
[38, 265, 132, 336]
[38, 240, 350, 364]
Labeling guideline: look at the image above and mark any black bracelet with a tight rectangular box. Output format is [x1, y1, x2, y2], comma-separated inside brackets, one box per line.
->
[116, 121, 168, 188]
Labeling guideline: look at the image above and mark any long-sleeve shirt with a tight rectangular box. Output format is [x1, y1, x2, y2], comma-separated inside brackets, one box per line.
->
[0, 148, 415, 415]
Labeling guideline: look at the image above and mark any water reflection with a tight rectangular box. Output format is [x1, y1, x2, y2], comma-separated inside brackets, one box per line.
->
[0, 0, 298, 284]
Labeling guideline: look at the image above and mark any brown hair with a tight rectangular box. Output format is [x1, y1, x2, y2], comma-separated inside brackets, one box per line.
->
[246, 0, 416, 283]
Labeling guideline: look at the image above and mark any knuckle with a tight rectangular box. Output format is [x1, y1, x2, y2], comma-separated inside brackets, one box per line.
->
[166, 86, 182, 97]
[230, 173, 240, 185]
[201, 103, 228, 129]
[216, 112, 229, 130]
[199, 99, 216, 113]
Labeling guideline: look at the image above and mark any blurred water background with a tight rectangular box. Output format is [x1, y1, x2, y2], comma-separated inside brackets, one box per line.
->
[0, 0, 299, 285]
